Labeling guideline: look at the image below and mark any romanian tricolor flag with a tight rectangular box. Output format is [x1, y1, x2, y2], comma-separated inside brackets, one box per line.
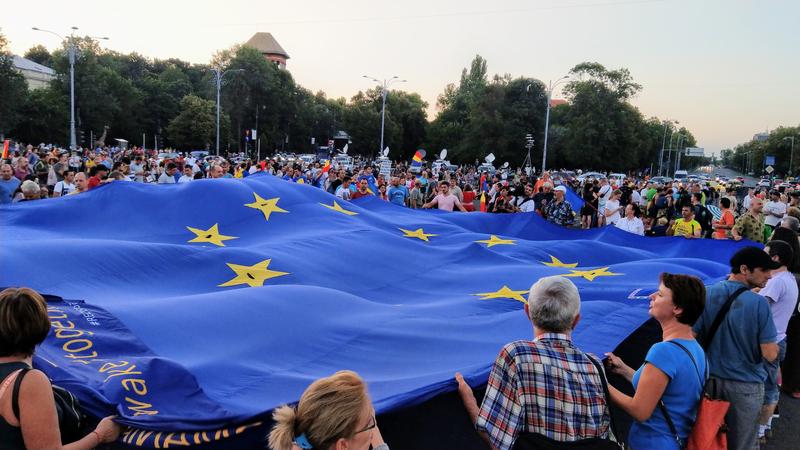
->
[410, 149, 426, 170]
[322, 160, 331, 174]
[2, 140, 8, 159]
[480, 192, 487, 212]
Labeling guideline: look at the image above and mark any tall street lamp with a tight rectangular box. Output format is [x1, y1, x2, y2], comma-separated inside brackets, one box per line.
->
[363, 75, 406, 156]
[209, 68, 244, 156]
[783, 136, 796, 176]
[658, 120, 678, 176]
[32, 26, 109, 150]
[541, 75, 569, 173]
[674, 134, 686, 173]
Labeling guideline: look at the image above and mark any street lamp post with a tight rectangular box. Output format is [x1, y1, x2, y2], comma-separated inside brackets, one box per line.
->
[32, 26, 108, 150]
[542, 75, 569, 173]
[209, 68, 244, 156]
[784, 137, 796, 176]
[674, 134, 686, 173]
[658, 120, 678, 176]
[363, 75, 406, 156]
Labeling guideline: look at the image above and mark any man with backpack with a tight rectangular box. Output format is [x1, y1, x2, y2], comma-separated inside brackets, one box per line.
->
[693, 247, 780, 450]
[691, 193, 713, 238]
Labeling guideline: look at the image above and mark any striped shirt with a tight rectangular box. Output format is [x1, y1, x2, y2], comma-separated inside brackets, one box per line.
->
[475, 333, 611, 450]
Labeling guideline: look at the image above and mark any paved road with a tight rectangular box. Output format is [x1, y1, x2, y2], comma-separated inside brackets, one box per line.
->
[764, 392, 800, 449]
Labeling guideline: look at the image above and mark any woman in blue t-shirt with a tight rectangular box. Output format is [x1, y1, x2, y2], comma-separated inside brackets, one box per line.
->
[605, 273, 707, 450]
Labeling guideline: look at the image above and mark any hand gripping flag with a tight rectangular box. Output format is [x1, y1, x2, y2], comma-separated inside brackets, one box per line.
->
[0, 174, 751, 442]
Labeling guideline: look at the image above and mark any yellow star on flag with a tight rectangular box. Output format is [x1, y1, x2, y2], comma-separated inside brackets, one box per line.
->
[245, 194, 288, 221]
[186, 223, 238, 247]
[541, 255, 579, 268]
[400, 228, 438, 242]
[218, 259, 289, 288]
[475, 235, 516, 248]
[563, 267, 623, 282]
[473, 285, 529, 303]
[320, 200, 358, 216]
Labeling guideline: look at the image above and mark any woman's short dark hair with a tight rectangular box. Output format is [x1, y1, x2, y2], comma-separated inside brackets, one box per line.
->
[660, 273, 706, 325]
[0, 288, 51, 357]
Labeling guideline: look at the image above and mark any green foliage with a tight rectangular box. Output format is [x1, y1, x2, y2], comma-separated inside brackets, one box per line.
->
[23, 45, 53, 67]
[7, 37, 714, 172]
[166, 94, 228, 151]
[0, 30, 28, 137]
[728, 126, 800, 176]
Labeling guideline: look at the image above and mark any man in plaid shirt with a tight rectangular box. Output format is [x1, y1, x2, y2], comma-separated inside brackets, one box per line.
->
[456, 276, 611, 449]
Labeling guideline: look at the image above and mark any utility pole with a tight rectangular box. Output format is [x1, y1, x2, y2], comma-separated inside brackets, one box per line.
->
[363, 75, 406, 156]
[542, 76, 569, 173]
[209, 68, 244, 156]
[32, 26, 108, 150]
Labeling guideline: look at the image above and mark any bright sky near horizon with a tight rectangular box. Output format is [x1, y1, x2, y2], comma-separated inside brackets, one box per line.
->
[4, 0, 798, 155]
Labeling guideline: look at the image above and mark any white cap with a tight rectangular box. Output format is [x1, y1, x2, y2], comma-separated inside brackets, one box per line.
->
[554, 185, 567, 193]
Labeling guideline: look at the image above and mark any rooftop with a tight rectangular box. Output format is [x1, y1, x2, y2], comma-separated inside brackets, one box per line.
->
[244, 33, 289, 59]
[12, 55, 56, 75]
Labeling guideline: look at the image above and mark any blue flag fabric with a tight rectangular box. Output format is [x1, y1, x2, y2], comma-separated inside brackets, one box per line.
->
[565, 185, 585, 212]
[1, 174, 750, 437]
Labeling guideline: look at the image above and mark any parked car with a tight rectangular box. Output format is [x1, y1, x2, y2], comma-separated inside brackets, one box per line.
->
[673, 170, 689, 182]
[649, 176, 672, 184]
[576, 171, 605, 182]
[476, 163, 496, 176]
[758, 178, 772, 188]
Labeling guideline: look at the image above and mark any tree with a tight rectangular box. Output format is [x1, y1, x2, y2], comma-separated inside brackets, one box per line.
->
[166, 95, 228, 151]
[0, 30, 28, 138]
[23, 45, 53, 67]
[429, 56, 548, 165]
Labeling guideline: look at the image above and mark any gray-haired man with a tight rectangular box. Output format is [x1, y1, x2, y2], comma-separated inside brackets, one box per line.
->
[456, 276, 612, 449]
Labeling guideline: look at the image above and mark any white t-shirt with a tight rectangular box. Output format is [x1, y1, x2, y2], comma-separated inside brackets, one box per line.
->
[178, 175, 194, 183]
[764, 200, 787, 227]
[616, 217, 645, 235]
[516, 197, 536, 213]
[605, 199, 622, 224]
[158, 172, 176, 184]
[631, 190, 642, 206]
[742, 195, 753, 211]
[598, 184, 612, 212]
[335, 186, 352, 200]
[53, 181, 76, 196]
[760, 270, 798, 342]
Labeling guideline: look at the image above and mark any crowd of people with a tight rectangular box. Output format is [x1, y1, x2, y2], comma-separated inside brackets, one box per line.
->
[7, 143, 798, 246]
[3, 143, 800, 450]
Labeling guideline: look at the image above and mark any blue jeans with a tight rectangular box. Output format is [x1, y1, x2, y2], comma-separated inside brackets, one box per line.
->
[764, 339, 787, 405]
[709, 377, 764, 450]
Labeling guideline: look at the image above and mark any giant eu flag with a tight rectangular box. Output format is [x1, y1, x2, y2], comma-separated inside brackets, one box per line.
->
[1, 174, 748, 441]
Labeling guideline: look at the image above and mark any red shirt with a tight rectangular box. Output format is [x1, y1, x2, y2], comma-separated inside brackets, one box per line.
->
[351, 190, 373, 200]
[88, 176, 102, 190]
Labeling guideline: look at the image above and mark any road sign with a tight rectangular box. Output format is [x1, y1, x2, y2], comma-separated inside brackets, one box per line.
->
[685, 147, 705, 157]
[766, 155, 775, 166]
[766, 165, 774, 174]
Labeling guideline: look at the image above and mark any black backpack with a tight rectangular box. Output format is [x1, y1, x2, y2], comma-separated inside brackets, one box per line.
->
[12, 368, 85, 444]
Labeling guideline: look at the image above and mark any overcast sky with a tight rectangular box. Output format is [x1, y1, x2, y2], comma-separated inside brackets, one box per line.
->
[5, 0, 798, 155]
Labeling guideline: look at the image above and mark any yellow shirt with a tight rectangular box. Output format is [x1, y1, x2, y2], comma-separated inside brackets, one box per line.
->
[673, 219, 701, 237]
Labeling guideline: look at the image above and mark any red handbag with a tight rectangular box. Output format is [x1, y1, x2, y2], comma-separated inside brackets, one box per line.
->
[660, 342, 730, 450]
[686, 392, 729, 450]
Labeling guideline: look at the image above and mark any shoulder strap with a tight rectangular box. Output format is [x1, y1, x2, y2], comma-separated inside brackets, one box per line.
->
[11, 368, 31, 421]
[658, 399, 682, 447]
[667, 341, 706, 384]
[587, 355, 621, 443]
[702, 286, 749, 350]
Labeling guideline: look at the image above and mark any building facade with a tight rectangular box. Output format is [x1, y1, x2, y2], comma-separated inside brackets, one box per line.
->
[12, 55, 56, 90]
